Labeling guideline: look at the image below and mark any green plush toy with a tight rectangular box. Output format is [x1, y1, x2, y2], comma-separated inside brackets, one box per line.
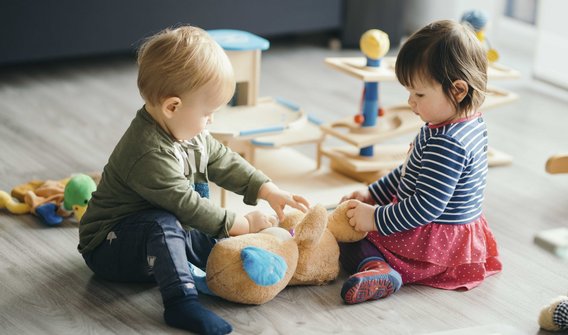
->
[63, 174, 97, 221]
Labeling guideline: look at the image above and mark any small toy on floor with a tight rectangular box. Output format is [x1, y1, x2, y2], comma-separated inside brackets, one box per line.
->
[0, 173, 97, 225]
[539, 294, 568, 332]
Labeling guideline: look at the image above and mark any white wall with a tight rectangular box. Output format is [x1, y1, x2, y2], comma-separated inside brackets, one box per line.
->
[533, 0, 568, 89]
[403, 0, 505, 36]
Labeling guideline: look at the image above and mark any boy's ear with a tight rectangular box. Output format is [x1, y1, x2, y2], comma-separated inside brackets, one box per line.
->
[161, 97, 182, 119]
[451, 80, 468, 103]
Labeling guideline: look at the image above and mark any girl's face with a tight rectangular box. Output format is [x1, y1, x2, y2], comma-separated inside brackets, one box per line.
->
[405, 79, 458, 126]
[166, 83, 226, 141]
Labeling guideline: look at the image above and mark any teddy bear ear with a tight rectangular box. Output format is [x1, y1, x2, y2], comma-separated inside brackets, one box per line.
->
[241, 246, 287, 286]
[294, 205, 328, 247]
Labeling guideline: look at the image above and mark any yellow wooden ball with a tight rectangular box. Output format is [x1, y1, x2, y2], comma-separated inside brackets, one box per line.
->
[487, 48, 499, 63]
[360, 29, 390, 60]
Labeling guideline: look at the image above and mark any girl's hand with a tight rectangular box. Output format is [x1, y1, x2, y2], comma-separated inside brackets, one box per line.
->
[345, 199, 378, 233]
[258, 182, 310, 222]
[340, 188, 375, 205]
[245, 210, 277, 233]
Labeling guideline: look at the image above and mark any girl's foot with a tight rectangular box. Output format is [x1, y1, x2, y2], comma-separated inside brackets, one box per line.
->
[341, 257, 402, 304]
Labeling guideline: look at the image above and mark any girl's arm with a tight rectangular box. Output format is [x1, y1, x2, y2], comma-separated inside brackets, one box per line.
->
[368, 165, 402, 206]
[374, 135, 468, 236]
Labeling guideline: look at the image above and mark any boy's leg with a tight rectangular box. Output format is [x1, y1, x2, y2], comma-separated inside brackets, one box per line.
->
[83, 209, 231, 335]
[338, 239, 402, 304]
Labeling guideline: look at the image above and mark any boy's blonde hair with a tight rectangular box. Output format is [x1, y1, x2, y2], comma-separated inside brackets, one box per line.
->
[137, 25, 235, 107]
[395, 20, 487, 116]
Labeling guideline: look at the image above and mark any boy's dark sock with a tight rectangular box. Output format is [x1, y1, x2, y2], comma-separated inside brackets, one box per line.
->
[341, 256, 402, 305]
[164, 295, 232, 335]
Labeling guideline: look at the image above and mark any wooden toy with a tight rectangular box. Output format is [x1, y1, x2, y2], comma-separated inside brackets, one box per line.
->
[208, 30, 324, 165]
[207, 96, 323, 164]
[320, 29, 520, 183]
[208, 30, 325, 206]
[546, 154, 568, 174]
[207, 29, 269, 106]
[461, 10, 500, 63]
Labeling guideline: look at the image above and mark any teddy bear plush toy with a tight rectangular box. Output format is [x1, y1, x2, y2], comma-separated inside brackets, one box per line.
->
[205, 202, 366, 305]
[538, 294, 568, 332]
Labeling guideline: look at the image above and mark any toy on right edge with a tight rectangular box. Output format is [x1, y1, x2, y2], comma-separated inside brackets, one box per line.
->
[539, 294, 568, 331]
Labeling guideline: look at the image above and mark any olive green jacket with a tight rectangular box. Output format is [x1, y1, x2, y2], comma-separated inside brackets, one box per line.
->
[78, 107, 269, 254]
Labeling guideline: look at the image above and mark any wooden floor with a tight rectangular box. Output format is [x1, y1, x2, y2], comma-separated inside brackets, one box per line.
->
[1, 37, 568, 335]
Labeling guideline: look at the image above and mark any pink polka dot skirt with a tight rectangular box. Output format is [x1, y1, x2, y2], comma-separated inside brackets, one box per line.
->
[366, 215, 502, 290]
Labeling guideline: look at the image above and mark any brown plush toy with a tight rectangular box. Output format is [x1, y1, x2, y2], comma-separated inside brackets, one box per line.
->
[205, 202, 366, 305]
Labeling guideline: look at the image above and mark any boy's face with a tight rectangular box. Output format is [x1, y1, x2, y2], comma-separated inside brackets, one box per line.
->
[166, 84, 226, 141]
[405, 79, 457, 125]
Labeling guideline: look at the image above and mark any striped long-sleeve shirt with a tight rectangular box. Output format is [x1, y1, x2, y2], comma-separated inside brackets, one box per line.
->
[369, 115, 489, 236]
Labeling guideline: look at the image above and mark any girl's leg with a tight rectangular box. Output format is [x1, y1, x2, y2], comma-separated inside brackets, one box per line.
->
[339, 239, 402, 304]
[82, 209, 231, 335]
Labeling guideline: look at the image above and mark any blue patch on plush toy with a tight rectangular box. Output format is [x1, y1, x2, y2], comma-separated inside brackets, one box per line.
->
[35, 203, 63, 226]
[193, 183, 210, 199]
[241, 246, 287, 286]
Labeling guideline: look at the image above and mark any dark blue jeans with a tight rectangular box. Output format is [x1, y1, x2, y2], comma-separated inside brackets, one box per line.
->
[82, 209, 217, 304]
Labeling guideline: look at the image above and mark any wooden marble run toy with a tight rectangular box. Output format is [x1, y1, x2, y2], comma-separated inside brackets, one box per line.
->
[207, 30, 323, 165]
[207, 30, 327, 206]
[461, 10, 500, 63]
[320, 29, 521, 184]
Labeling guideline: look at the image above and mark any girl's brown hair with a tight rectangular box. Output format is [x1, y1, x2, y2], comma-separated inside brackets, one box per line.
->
[137, 25, 235, 107]
[395, 20, 487, 116]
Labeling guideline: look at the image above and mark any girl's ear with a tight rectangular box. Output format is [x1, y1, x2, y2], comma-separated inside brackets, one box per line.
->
[161, 97, 181, 119]
[451, 80, 469, 103]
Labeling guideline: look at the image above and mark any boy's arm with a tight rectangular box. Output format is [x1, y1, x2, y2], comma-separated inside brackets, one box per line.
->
[205, 133, 270, 205]
[127, 150, 236, 238]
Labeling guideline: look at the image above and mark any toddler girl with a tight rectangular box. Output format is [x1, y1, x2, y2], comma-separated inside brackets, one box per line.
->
[339, 19, 502, 304]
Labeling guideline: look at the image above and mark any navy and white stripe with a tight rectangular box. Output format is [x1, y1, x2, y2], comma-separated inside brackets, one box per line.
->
[369, 116, 489, 236]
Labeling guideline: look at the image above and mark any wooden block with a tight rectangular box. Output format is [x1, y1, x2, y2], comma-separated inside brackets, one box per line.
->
[329, 161, 389, 185]
[546, 154, 568, 174]
[325, 57, 397, 82]
[483, 87, 519, 111]
[320, 144, 408, 184]
[487, 147, 513, 167]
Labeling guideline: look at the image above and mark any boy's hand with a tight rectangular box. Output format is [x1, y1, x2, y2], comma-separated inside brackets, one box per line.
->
[345, 199, 378, 233]
[340, 188, 374, 205]
[245, 210, 277, 233]
[258, 182, 310, 222]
